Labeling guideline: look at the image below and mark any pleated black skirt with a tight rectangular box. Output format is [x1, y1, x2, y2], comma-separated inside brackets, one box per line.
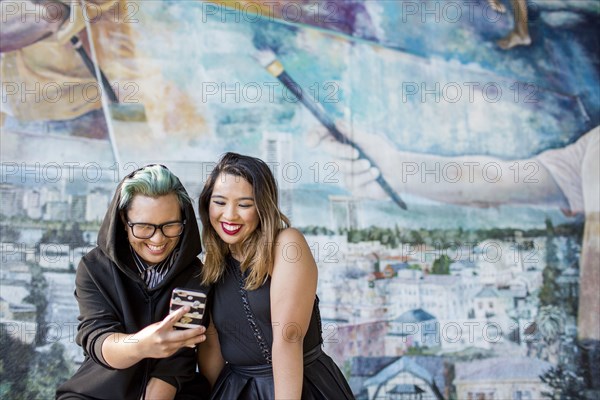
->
[209, 347, 355, 399]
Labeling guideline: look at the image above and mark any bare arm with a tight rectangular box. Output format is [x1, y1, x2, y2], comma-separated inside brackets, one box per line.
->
[143, 378, 177, 400]
[197, 319, 225, 388]
[0, 0, 69, 52]
[393, 151, 568, 208]
[0, 0, 122, 52]
[309, 124, 569, 209]
[270, 228, 318, 399]
[102, 306, 206, 370]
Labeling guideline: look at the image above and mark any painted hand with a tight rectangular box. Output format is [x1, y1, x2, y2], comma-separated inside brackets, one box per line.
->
[306, 121, 399, 200]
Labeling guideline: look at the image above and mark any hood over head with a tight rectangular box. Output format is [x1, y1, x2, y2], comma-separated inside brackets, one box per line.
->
[97, 164, 202, 287]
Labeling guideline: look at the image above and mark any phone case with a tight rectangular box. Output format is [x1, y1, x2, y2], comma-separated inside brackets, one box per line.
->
[170, 288, 207, 329]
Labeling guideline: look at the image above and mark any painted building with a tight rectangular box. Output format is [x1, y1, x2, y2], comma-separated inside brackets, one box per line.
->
[362, 356, 446, 400]
[454, 357, 552, 400]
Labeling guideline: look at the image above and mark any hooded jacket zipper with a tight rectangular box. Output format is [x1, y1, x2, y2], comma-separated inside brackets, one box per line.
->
[139, 288, 154, 400]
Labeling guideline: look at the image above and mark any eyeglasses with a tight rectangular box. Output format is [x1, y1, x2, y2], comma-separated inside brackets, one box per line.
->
[127, 220, 186, 239]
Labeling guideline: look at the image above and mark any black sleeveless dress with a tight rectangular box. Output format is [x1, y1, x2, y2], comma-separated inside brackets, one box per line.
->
[209, 256, 355, 399]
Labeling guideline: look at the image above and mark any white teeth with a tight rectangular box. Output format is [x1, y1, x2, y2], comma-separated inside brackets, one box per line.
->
[148, 244, 166, 251]
[223, 223, 241, 232]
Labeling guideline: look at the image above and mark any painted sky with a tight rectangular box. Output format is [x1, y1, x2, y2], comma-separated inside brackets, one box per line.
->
[5, 0, 596, 229]
[91, 0, 596, 228]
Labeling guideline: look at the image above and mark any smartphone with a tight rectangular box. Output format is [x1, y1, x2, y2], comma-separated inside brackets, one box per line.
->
[169, 288, 207, 329]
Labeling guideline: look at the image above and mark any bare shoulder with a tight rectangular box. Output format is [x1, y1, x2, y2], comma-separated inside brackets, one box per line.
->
[275, 227, 306, 245]
[272, 228, 317, 282]
[273, 228, 315, 267]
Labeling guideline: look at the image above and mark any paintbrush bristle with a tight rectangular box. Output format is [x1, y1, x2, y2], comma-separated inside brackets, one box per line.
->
[252, 49, 278, 67]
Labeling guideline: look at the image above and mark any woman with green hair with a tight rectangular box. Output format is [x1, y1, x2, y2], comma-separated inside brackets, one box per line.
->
[57, 164, 209, 400]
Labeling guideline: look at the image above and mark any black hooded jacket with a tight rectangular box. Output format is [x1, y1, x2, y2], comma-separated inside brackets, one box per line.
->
[56, 174, 208, 400]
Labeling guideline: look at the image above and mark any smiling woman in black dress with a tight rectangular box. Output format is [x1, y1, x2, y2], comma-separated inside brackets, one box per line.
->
[197, 152, 354, 399]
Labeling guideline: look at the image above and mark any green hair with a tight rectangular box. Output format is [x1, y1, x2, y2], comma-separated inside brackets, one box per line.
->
[118, 164, 191, 211]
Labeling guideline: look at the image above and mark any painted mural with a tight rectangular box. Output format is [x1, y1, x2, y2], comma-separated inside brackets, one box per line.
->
[1, 0, 599, 398]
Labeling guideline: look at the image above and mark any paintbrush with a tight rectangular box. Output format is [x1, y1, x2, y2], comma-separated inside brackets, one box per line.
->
[253, 49, 407, 210]
[71, 36, 146, 122]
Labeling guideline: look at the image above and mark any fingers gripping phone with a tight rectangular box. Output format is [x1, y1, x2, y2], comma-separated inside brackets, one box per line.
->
[170, 288, 207, 329]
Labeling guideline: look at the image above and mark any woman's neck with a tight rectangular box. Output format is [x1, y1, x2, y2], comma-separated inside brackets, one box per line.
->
[229, 245, 243, 262]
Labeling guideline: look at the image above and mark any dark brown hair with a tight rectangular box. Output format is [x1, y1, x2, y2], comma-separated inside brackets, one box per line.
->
[199, 152, 290, 289]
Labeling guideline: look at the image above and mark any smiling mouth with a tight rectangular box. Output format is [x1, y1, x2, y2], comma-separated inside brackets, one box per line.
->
[147, 244, 167, 253]
[221, 222, 242, 235]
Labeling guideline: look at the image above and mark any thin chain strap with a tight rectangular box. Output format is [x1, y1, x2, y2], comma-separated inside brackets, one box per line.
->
[315, 295, 324, 345]
[232, 264, 273, 364]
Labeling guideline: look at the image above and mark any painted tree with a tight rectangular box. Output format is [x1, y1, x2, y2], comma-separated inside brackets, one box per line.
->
[431, 254, 451, 275]
[23, 263, 49, 345]
[0, 331, 34, 398]
[23, 343, 73, 400]
[539, 218, 561, 307]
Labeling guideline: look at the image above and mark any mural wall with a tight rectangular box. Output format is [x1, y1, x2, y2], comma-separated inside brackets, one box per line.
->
[1, 0, 598, 398]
